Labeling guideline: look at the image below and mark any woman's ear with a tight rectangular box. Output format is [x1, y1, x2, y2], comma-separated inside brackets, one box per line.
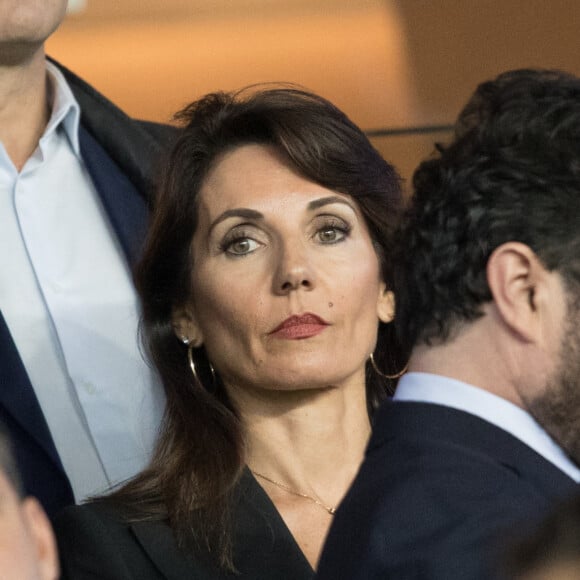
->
[377, 287, 396, 324]
[171, 305, 204, 346]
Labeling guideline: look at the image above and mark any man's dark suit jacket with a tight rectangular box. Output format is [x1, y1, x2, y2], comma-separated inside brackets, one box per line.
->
[0, 60, 176, 519]
[55, 470, 314, 580]
[317, 401, 578, 580]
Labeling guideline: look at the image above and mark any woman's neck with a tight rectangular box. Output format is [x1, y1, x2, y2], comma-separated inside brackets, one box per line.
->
[229, 378, 371, 569]
[234, 378, 371, 510]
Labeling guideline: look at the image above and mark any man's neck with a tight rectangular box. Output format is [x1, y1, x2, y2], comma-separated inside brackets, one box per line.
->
[0, 47, 50, 171]
[408, 320, 524, 408]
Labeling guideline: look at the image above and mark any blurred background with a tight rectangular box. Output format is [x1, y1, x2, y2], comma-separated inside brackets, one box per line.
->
[48, 0, 580, 187]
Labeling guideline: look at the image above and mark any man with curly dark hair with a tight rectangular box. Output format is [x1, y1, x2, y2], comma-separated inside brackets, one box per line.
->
[318, 69, 580, 580]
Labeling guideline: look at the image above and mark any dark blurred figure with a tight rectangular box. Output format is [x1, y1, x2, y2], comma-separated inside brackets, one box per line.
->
[0, 423, 59, 580]
[503, 492, 580, 580]
[318, 68, 580, 579]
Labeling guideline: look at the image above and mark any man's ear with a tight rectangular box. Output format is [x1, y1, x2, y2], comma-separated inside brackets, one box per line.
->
[171, 305, 204, 347]
[22, 497, 59, 580]
[486, 242, 550, 342]
[377, 286, 396, 324]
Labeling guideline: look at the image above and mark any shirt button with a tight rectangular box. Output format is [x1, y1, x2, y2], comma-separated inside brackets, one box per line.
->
[83, 381, 96, 395]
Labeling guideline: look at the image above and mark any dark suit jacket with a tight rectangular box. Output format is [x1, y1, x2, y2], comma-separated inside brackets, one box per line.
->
[317, 401, 579, 580]
[0, 59, 177, 519]
[55, 470, 315, 580]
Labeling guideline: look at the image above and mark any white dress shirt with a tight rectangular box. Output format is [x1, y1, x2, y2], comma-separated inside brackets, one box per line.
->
[0, 61, 165, 501]
[394, 372, 580, 482]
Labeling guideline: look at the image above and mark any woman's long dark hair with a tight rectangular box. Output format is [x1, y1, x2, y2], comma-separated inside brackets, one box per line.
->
[106, 87, 405, 570]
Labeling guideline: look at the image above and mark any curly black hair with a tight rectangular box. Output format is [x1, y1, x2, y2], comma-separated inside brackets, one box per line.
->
[394, 68, 580, 350]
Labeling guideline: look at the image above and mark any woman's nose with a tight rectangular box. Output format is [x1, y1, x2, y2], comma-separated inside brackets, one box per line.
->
[273, 244, 316, 295]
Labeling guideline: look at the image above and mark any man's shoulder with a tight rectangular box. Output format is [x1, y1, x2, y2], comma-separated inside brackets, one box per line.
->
[320, 455, 528, 580]
[317, 402, 561, 579]
[135, 119, 178, 144]
[49, 57, 178, 145]
[370, 399, 537, 463]
[48, 58, 179, 199]
[344, 417, 532, 528]
[54, 500, 133, 536]
[54, 501, 172, 579]
[360, 401, 557, 510]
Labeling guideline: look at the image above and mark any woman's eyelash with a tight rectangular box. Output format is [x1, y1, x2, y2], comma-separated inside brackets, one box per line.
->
[316, 215, 351, 228]
[322, 220, 350, 232]
[219, 225, 250, 246]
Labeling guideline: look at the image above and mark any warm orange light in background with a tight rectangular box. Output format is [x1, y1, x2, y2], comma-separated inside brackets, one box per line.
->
[47, 2, 419, 130]
[48, 1, 580, 184]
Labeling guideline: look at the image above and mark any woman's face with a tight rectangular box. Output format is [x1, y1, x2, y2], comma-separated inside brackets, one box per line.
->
[175, 144, 394, 394]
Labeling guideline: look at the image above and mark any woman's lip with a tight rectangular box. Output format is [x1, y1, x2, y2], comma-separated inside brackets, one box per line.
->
[269, 313, 330, 339]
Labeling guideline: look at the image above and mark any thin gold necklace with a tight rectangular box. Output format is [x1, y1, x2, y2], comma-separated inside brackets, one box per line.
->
[251, 470, 336, 515]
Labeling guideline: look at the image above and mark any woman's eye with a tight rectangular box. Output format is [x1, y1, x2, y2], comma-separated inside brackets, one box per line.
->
[224, 237, 260, 256]
[316, 226, 348, 244]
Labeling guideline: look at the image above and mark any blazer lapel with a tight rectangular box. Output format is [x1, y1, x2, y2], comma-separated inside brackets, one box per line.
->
[0, 311, 63, 467]
[234, 470, 314, 579]
[79, 126, 149, 266]
[130, 473, 314, 580]
[131, 520, 209, 580]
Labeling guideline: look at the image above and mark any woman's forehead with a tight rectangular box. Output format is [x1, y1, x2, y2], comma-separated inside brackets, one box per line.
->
[197, 144, 354, 220]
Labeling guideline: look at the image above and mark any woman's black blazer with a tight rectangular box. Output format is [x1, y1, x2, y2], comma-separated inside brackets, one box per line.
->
[55, 471, 314, 579]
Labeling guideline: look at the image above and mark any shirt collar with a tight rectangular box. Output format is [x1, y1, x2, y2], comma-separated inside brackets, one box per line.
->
[43, 60, 81, 158]
[394, 372, 580, 482]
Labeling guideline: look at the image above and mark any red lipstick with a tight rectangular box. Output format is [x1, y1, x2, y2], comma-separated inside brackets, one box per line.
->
[269, 313, 330, 340]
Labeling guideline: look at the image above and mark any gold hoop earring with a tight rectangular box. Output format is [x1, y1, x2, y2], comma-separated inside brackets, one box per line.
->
[183, 337, 217, 390]
[186, 343, 199, 383]
[369, 353, 408, 380]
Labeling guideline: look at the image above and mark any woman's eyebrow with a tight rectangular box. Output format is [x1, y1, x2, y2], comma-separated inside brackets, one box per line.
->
[307, 195, 355, 212]
[208, 196, 354, 236]
[209, 208, 264, 236]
